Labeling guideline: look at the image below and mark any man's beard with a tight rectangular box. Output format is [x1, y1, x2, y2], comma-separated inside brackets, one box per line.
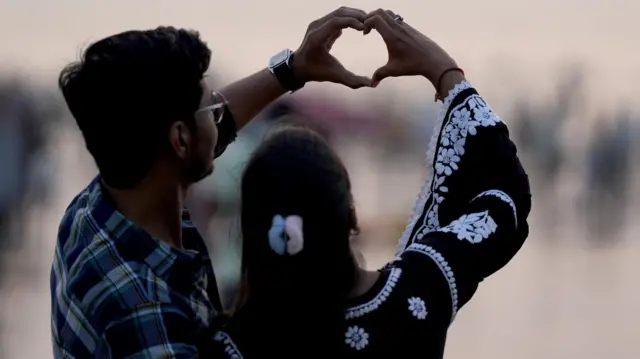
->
[187, 157, 214, 184]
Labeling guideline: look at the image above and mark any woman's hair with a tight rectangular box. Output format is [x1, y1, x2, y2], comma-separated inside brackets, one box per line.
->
[235, 126, 359, 357]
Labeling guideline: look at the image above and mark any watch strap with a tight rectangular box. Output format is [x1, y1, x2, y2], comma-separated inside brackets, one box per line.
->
[271, 51, 305, 93]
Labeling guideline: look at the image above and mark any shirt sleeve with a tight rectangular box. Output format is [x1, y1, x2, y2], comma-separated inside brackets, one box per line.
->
[100, 302, 199, 359]
[393, 81, 532, 323]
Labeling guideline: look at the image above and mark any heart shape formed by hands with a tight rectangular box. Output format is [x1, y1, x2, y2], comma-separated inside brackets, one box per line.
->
[294, 7, 458, 91]
[293, 11, 372, 89]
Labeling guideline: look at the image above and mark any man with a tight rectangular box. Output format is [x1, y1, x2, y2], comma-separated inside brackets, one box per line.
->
[51, 7, 371, 358]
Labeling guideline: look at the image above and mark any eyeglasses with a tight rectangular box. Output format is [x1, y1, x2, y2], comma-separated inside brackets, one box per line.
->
[196, 91, 234, 159]
[196, 91, 227, 125]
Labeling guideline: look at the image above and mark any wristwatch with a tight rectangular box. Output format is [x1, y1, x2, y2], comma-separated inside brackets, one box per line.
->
[268, 49, 305, 93]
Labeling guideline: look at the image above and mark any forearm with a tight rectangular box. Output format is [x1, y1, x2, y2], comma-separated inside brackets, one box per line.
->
[216, 6, 373, 130]
[395, 74, 469, 256]
[218, 69, 287, 130]
[396, 76, 530, 256]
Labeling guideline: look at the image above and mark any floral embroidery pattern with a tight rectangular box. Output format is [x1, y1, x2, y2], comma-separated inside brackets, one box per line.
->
[435, 148, 460, 176]
[396, 86, 502, 256]
[345, 268, 402, 319]
[440, 211, 498, 244]
[214, 331, 243, 359]
[345, 326, 370, 350]
[396, 81, 472, 256]
[408, 297, 428, 320]
[444, 110, 468, 155]
[405, 243, 458, 322]
[473, 189, 517, 228]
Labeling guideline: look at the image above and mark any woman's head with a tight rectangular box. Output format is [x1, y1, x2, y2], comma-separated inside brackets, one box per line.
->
[237, 126, 359, 354]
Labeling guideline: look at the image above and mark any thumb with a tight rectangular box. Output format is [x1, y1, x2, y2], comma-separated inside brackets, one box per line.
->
[344, 72, 373, 89]
[330, 66, 372, 89]
[371, 64, 396, 87]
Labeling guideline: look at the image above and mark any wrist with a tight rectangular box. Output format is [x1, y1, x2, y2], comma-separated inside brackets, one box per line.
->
[436, 71, 466, 100]
[269, 49, 306, 93]
[291, 50, 309, 84]
[419, 60, 455, 84]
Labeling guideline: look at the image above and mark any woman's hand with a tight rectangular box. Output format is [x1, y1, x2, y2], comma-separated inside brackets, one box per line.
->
[363, 9, 462, 93]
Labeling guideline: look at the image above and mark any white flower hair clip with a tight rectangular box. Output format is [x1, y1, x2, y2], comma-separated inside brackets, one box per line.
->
[268, 214, 304, 256]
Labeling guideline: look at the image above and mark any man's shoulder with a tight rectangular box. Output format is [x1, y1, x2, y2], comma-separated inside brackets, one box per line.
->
[57, 178, 105, 247]
[53, 179, 175, 326]
[59, 236, 158, 303]
[51, 234, 193, 345]
[51, 240, 196, 357]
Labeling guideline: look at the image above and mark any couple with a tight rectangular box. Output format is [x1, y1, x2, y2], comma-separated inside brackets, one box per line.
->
[50, 7, 531, 359]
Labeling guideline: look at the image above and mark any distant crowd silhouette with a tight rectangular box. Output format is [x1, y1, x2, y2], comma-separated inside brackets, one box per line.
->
[0, 79, 64, 288]
[511, 69, 637, 245]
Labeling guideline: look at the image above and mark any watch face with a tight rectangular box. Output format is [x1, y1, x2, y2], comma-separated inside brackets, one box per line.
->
[270, 50, 290, 67]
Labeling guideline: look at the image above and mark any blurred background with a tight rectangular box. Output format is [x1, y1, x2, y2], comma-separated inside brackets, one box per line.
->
[1, 0, 640, 358]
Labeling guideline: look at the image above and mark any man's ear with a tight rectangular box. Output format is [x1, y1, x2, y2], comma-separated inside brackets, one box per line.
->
[169, 121, 191, 160]
[349, 205, 360, 235]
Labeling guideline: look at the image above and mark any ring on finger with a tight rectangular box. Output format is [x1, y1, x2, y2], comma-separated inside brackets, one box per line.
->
[394, 15, 404, 23]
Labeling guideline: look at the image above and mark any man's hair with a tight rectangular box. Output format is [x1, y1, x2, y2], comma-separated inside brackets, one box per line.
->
[59, 27, 211, 189]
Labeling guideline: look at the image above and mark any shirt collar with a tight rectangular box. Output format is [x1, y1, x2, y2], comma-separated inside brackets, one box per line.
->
[86, 176, 207, 286]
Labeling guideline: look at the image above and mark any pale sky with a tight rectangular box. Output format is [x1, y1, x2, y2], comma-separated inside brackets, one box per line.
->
[0, 0, 638, 106]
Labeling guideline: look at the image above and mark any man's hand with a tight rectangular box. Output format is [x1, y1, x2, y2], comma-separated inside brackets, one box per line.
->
[362, 9, 459, 89]
[293, 7, 372, 89]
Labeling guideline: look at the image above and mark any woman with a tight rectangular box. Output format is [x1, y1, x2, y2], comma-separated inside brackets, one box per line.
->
[210, 9, 531, 358]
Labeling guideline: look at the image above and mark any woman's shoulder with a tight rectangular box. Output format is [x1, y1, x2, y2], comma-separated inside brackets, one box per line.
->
[346, 259, 450, 323]
[344, 265, 402, 320]
[370, 257, 455, 318]
[210, 266, 449, 358]
[211, 329, 244, 358]
[338, 263, 449, 355]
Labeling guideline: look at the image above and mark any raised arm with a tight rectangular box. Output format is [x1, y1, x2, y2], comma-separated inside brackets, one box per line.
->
[400, 84, 531, 319]
[397, 82, 531, 251]
[212, 7, 372, 156]
[364, 10, 531, 322]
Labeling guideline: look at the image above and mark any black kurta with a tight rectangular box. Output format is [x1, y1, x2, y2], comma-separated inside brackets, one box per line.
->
[211, 82, 532, 358]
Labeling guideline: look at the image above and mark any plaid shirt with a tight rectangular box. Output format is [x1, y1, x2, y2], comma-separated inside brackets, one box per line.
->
[51, 177, 222, 358]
